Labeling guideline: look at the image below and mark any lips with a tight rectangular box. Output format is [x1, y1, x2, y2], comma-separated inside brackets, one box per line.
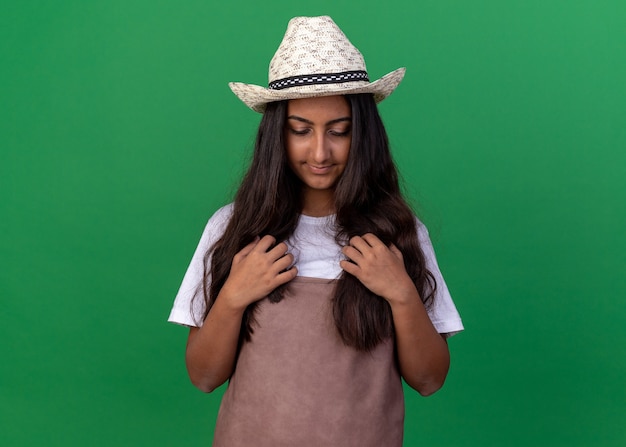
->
[307, 164, 333, 174]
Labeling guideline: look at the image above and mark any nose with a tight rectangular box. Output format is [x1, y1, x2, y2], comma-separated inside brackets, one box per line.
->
[311, 132, 331, 164]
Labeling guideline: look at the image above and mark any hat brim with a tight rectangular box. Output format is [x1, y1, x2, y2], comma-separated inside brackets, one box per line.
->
[229, 67, 406, 113]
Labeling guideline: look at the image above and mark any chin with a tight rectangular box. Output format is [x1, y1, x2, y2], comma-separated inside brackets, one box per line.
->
[306, 179, 337, 191]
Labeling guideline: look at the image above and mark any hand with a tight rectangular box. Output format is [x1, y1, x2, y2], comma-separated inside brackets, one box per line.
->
[340, 234, 416, 304]
[220, 235, 297, 310]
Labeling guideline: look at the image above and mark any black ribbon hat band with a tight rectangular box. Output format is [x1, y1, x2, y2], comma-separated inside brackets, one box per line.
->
[268, 70, 369, 90]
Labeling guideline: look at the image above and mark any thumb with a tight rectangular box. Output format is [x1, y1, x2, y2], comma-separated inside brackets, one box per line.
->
[389, 243, 403, 260]
[238, 236, 260, 258]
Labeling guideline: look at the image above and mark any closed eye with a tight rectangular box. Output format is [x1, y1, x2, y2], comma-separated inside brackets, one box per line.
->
[288, 128, 311, 136]
[329, 128, 351, 137]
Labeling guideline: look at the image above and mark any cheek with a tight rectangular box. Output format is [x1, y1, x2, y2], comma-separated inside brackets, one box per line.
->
[285, 146, 305, 177]
[285, 139, 299, 164]
[338, 141, 351, 165]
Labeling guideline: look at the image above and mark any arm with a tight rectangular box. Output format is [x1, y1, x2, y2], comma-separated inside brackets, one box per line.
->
[340, 234, 450, 396]
[386, 287, 450, 396]
[185, 236, 297, 392]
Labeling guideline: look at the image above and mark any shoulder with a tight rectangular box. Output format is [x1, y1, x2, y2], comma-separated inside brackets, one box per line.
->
[412, 215, 431, 244]
[209, 203, 234, 226]
[196, 203, 235, 251]
[203, 203, 234, 233]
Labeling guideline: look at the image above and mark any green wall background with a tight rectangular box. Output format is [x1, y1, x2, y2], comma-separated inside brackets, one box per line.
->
[2, 1, 625, 445]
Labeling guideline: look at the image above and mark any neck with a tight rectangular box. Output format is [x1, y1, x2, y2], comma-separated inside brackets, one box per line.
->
[301, 188, 335, 217]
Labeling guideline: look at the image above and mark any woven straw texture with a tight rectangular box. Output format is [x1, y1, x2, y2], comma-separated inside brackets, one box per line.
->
[229, 16, 405, 112]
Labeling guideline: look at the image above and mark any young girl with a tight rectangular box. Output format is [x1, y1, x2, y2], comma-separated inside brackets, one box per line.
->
[169, 16, 463, 446]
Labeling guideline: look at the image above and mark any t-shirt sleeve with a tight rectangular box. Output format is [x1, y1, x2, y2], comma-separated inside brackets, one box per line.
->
[167, 204, 234, 327]
[416, 219, 464, 337]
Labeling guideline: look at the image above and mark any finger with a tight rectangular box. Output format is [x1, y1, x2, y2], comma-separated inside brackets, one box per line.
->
[275, 266, 298, 285]
[340, 259, 360, 276]
[342, 245, 364, 263]
[254, 235, 277, 252]
[361, 233, 384, 247]
[389, 243, 403, 260]
[233, 236, 261, 261]
[348, 236, 372, 254]
[272, 252, 295, 273]
[266, 241, 290, 260]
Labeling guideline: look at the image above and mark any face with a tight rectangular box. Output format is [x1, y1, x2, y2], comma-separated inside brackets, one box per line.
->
[285, 95, 352, 211]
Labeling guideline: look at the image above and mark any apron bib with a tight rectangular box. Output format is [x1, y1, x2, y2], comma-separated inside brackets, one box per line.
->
[213, 277, 404, 447]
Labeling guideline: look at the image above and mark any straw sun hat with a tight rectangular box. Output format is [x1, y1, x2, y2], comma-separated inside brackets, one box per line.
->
[229, 16, 406, 113]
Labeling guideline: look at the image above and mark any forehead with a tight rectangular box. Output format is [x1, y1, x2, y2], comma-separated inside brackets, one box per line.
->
[286, 95, 351, 118]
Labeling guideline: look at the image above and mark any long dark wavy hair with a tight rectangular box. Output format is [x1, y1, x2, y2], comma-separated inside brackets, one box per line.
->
[195, 93, 436, 351]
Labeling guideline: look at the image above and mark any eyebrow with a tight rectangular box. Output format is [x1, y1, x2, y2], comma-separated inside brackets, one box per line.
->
[287, 115, 352, 126]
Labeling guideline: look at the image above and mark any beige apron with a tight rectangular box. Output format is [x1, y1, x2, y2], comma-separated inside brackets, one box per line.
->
[213, 277, 404, 446]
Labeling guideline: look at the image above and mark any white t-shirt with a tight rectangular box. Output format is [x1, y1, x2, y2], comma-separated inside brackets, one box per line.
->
[168, 204, 464, 336]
